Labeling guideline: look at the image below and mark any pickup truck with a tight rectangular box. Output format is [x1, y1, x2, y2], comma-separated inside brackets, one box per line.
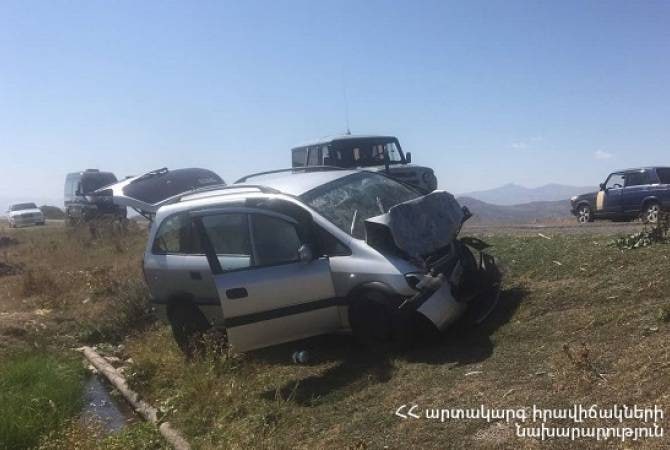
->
[570, 167, 670, 224]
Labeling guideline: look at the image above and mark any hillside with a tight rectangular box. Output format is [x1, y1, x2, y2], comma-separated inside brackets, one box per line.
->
[458, 196, 572, 224]
[461, 183, 594, 206]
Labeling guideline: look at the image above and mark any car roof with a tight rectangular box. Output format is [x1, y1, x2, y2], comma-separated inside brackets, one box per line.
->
[232, 169, 359, 197]
[292, 134, 398, 149]
[67, 170, 116, 178]
[613, 166, 670, 173]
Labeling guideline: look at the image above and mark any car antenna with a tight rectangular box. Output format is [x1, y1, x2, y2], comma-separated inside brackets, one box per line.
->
[342, 66, 351, 135]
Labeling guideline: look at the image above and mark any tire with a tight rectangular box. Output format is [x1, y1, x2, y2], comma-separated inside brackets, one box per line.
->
[167, 300, 211, 357]
[642, 202, 660, 224]
[348, 290, 409, 350]
[576, 204, 592, 224]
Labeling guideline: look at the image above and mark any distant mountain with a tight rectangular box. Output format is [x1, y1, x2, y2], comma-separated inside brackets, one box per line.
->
[458, 196, 572, 224]
[461, 183, 595, 206]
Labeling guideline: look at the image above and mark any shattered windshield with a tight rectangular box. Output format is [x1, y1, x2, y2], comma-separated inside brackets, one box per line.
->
[300, 172, 421, 239]
[10, 203, 38, 211]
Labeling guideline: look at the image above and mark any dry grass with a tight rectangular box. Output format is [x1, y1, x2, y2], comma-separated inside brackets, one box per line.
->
[1, 223, 669, 448]
[0, 221, 152, 355]
[114, 233, 669, 449]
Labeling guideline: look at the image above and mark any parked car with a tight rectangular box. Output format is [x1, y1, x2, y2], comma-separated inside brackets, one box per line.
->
[7, 203, 45, 228]
[571, 167, 670, 224]
[100, 167, 500, 354]
[290, 135, 438, 193]
[64, 169, 127, 224]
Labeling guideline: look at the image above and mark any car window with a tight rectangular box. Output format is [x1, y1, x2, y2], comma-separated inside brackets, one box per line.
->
[292, 148, 307, 167]
[307, 147, 320, 166]
[316, 226, 350, 256]
[10, 203, 38, 211]
[251, 214, 301, 266]
[605, 173, 624, 189]
[82, 173, 117, 193]
[201, 213, 253, 271]
[656, 168, 670, 184]
[625, 171, 647, 187]
[385, 141, 403, 163]
[153, 213, 202, 254]
[202, 214, 251, 254]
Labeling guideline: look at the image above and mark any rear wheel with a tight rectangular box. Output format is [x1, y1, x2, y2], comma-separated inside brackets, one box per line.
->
[642, 202, 660, 224]
[167, 300, 212, 358]
[576, 204, 592, 224]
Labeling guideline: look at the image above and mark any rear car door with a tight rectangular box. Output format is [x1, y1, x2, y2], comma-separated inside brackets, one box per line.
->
[195, 208, 339, 352]
[146, 212, 222, 324]
[621, 170, 649, 214]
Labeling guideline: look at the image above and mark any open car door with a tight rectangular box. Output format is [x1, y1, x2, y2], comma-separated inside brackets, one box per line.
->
[192, 207, 340, 352]
[93, 167, 225, 217]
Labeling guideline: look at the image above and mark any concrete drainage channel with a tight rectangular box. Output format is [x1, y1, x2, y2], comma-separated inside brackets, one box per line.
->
[79, 346, 191, 450]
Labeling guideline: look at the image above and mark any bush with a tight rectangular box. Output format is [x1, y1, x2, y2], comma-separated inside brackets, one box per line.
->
[0, 353, 84, 450]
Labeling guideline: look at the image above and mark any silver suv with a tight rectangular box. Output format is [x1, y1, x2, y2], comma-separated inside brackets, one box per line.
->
[101, 168, 499, 353]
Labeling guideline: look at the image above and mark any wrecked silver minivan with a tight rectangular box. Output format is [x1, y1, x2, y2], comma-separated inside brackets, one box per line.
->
[99, 167, 500, 353]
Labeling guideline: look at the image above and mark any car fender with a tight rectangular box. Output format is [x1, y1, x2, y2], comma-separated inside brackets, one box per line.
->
[347, 281, 398, 301]
[640, 195, 661, 211]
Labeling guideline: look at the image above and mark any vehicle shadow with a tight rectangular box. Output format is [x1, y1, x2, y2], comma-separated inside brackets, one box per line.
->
[256, 286, 526, 406]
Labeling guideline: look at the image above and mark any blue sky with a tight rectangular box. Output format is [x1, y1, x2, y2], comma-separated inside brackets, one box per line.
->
[1, 0, 669, 204]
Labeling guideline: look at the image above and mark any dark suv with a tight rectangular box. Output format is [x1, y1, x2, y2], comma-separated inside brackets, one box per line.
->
[291, 135, 438, 193]
[570, 167, 670, 224]
[64, 169, 127, 224]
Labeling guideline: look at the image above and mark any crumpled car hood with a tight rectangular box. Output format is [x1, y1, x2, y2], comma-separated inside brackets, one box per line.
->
[365, 190, 465, 259]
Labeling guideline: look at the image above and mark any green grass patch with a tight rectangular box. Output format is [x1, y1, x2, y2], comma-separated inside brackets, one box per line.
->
[0, 353, 84, 450]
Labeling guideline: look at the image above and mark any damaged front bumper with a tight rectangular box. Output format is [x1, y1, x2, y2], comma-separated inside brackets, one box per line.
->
[364, 191, 502, 331]
[414, 248, 501, 330]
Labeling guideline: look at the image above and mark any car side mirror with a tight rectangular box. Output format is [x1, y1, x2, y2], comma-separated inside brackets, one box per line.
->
[298, 244, 314, 262]
[405, 152, 412, 163]
[599, 183, 606, 191]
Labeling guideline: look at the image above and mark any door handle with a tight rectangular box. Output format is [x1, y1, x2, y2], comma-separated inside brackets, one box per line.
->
[189, 271, 202, 280]
[226, 287, 248, 299]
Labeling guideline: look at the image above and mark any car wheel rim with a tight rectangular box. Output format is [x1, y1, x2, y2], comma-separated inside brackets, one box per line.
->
[578, 208, 590, 223]
[647, 205, 659, 223]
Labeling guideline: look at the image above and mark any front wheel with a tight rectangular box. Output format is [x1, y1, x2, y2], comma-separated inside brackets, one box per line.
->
[642, 202, 660, 224]
[576, 205, 592, 224]
[348, 290, 409, 350]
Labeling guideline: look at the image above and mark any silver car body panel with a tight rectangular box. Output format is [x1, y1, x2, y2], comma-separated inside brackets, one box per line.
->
[416, 283, 467, 330]
[139, 170, 473, 352]
[8, 207, 45, 226]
